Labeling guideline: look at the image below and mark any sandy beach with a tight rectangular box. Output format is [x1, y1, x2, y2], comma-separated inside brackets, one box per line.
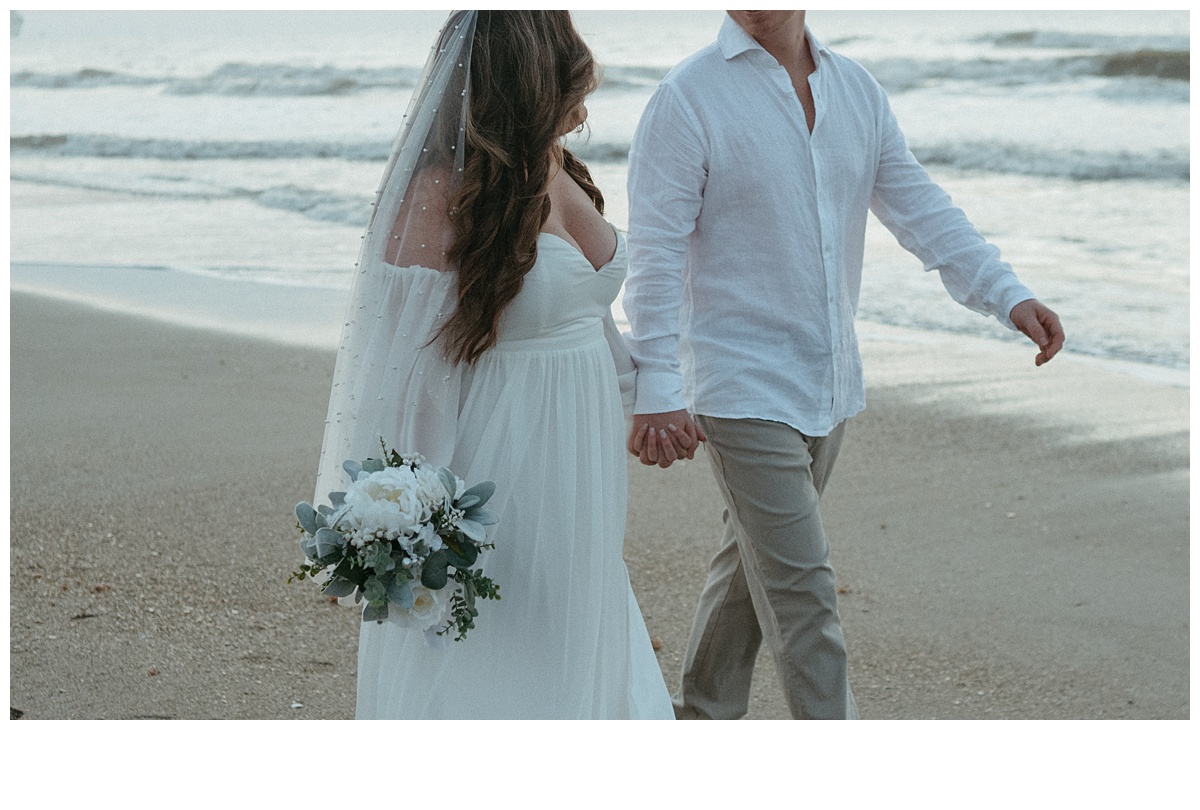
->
[8, 291, 1188, 720]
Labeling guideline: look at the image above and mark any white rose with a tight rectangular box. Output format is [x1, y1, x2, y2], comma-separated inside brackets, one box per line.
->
[408, 584, 448, 622]
[343, 466, 425, 537]
[386, 583, 452, 633]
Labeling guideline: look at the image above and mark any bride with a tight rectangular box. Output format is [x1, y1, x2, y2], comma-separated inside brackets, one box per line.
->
[311, 10, 685, 718]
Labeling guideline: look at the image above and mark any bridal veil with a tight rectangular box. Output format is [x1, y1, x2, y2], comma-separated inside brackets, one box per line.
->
[314, 11, 476, 505]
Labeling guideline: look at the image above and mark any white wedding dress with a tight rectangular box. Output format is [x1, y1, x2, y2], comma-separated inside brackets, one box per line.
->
[352, 228, 673, 719]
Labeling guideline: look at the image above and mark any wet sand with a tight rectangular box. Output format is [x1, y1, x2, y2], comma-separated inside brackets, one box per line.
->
[8, 292, 1188, 720]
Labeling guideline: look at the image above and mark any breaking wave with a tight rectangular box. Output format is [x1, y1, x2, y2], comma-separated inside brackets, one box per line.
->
[13, 133, 1188, 183]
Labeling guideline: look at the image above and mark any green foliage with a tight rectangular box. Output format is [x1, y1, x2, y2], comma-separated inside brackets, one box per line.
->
[363, 541, 395, 575]
[459, 480, 496, 507]
[363, 575, 388, 607]
[287, 562, 316, 584]
[387, 577, 415, 609]
[362, 601, 388, 623]
[314, 527, 345, 562]
[292, 441, 500, 640]
[321, 577, 356, 598]
[438, 467, 457, 500]
[295, 502, 318, 535]
[466, 508, 497, 526]
[420, 549, 449, 590]
[380, 439, 407, 469]
[438, 568, 501, 642]
[443, 539, 478, 568]
[457, 519, 486, 543]
[330, 556, 359, 582]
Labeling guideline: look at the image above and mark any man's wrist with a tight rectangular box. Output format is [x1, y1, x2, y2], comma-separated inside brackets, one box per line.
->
[632, 369, 687, 415]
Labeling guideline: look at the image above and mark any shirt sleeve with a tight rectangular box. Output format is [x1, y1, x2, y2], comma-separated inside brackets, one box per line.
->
[623, 82, 708, 414]
[868, 82, 1035, 329]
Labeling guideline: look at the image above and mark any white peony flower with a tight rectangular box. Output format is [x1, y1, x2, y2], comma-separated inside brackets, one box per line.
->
[414, 464, 452, 516]
[343, 466, 426, 537]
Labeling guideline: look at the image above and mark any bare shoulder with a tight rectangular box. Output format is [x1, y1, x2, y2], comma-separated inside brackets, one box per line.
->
[548, 168, 603, 226]
[546, 165, 616, 268]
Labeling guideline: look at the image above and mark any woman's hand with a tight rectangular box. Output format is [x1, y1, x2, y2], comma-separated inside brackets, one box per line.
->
[628, 410, 706, 468]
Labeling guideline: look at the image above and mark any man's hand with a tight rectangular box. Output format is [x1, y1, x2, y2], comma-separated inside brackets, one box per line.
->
[1009, 299, 1065, 366]
[627, 410, 707, 469]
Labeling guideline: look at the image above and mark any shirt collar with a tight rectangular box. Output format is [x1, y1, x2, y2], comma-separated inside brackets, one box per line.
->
[718, 14, 828, 67]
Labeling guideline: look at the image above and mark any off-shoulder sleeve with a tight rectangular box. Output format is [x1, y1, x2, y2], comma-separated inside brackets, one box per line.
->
[314, 264, 463, 505]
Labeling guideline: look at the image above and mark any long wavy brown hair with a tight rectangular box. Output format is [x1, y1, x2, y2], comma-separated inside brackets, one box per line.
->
[437, 10, 605, 365]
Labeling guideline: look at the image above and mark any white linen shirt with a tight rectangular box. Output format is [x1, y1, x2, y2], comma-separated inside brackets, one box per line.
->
[623, 18, 1036, 436]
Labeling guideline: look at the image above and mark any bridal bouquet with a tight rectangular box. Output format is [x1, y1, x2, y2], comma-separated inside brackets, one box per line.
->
[290, 442, 500, 642]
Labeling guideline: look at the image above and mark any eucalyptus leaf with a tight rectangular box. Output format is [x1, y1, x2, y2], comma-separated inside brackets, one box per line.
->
[438, 467, 457, 499]
[364, 542, 395, 575]
[446, 542, 477, 568]
[295, 502, 318, 535]
[361, 457, 386, 473]
[362, 602, 389, 623]
[343, 460, 363, 480]
[421, 550, 449, 590]
[322, 577, 356, 598]
[444, 546, 468, 568]
[363, 575, 388, 606]
[331, 557, 356, 582]
[460, 480, 496, 507]
[316, 504, 334, 517]
[455, 494, 481, 511]
[387, 579, 415, 610]
[328, 491, 346, 507]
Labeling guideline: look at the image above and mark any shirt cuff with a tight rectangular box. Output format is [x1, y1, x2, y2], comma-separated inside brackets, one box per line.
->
[633, 369, 687, 415]
[990, 277, 1038, 331]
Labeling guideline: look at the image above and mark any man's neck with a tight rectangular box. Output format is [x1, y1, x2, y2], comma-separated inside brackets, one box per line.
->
[750, 12, 809, 71]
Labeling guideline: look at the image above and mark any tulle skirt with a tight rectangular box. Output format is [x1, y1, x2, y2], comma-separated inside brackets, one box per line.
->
[355, 330, 673, 719]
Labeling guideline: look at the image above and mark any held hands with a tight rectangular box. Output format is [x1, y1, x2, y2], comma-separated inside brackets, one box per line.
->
[627, 409, 707, 469]
[1009, 299, 1065, 366]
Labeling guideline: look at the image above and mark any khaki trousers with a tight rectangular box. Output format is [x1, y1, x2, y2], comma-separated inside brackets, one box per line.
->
[674, 416, 858, 720]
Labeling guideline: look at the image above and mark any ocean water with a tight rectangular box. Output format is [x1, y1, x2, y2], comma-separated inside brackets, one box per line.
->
[9, 10, 1190, 373]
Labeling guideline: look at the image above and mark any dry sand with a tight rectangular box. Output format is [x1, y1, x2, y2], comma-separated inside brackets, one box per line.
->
[8, 292, 1189, 719]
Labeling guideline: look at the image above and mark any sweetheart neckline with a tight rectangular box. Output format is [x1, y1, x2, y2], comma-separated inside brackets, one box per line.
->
[537, 226, 623, 273]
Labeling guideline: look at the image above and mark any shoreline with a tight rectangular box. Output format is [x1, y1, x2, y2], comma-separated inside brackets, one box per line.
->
[8, 291, 1189, 719]
[11, 261, 1188, 390]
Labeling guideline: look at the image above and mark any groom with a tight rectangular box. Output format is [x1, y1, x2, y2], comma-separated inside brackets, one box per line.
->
[623, 10, 1064, 719]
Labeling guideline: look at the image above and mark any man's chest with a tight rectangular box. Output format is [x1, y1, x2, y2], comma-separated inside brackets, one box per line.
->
[699, 73, 882, 209]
